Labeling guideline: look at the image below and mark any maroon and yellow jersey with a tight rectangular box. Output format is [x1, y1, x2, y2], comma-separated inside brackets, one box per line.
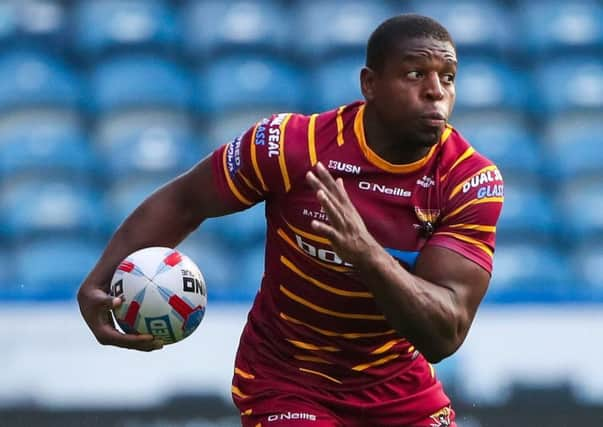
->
[211, 101, 504, 391]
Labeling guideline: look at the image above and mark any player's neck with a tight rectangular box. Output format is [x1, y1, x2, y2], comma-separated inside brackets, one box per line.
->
[363, 104, 431, 165]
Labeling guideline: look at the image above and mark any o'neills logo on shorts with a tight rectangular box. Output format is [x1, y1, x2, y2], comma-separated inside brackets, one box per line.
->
[268, 411, 317, 422]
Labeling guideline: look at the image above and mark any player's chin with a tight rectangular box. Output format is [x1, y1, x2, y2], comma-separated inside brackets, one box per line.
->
[414, 128, 442, 147]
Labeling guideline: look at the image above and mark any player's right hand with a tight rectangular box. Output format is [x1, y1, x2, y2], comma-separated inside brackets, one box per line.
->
[77, 287, 164, 352]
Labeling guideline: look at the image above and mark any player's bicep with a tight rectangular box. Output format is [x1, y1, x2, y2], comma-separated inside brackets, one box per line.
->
[170, 154, 243, 219]
[415, 245, 490, 325]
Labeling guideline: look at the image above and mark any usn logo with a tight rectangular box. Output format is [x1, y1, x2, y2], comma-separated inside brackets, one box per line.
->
[327, 159, 361, 174]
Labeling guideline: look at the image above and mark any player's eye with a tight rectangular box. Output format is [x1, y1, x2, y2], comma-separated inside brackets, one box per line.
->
[406, 71, 423, 80]
[442, 73, 456, 83]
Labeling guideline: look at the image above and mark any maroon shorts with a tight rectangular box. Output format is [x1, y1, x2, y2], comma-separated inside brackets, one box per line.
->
[232, 358, 455, 427]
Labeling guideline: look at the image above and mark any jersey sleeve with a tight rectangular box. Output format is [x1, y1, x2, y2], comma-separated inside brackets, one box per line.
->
[426, 158, 504, 274]
[211, 113, 312, 211]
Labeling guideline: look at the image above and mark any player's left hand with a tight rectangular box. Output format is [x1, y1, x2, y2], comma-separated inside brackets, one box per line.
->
[305, 162, 380, 266]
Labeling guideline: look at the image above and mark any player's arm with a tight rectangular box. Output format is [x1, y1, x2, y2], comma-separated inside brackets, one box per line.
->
[306, 162, 494, 363]
[77, 155, 238, 352]
[354, 245, 487, 364]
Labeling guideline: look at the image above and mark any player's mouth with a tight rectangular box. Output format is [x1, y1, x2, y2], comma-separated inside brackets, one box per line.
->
[419, 112, 447, 127]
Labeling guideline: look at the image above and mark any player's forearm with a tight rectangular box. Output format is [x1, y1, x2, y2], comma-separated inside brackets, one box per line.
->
[355, 247, 464, 363]
[79, 183, 203, 294]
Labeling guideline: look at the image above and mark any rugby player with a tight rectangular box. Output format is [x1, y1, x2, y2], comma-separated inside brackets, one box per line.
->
[78, 14, 504, 426]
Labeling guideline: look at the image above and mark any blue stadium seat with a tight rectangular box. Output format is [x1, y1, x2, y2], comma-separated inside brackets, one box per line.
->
[495, 177, 556, 241]
[309, 53, 364, 112]
[0, 3, 19, 44]
[104, 176, 169, 232]
[0, 110, 95, 179]
[198, 54, 303, 114]
[0, 247, 17, 300]
[0, 1, 67, 48]
[72, 0, 180, 58]
[202, 203, 266, 250]
[573, 243, 603, 302]
[534, 56, 603, 114]
[486, 242, 574, 303]
[202, 203, 266, 248]
[90, 54, 193, 114]
[451, 112, 542, 178]
[95, 111, 201, 179]
[409, 0, 511, 55]
[181, 0, 291, 58]
[454, 56, 528, 112]
[542, 114, 603, 179]
[557, 177, 603, 242]
[0, 49, 80, 110]
[0, 178, 103, 240]
[183, 205, 267, 302]
[207, 110, 275, 152]
[433, 357, 458, 391]
[236, 242, 265, 300]
[14, 237, 103, 300]
[517, 1, 603, 56]
[294, 0, 393, 60]
[177, 237, 239, 301]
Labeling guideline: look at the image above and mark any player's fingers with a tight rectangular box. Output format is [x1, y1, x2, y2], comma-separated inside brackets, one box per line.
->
[96, 324, 162, 351]
[114, 336, 164, 352]
[316, 189, 345, 229]
[315, 162, 343, 200]
[335, 178, 354, 206]
[310, 219, 339, 242]
[111, 293, 125, 309]
[305, 170, 329, 196]
[100, 293, 124, 311]
[85, 287, 119, 311]
[306, 164, 340, 201]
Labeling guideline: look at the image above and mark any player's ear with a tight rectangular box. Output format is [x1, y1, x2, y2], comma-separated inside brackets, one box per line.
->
[360, 67, 376, 102]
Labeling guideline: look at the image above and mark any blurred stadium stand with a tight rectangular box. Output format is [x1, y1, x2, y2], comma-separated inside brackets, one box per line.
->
[0, 0, 598, 306]
[1, 1, 603, 426]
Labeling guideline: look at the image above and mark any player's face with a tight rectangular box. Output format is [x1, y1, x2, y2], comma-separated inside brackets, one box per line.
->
[362, 37, 457, 148]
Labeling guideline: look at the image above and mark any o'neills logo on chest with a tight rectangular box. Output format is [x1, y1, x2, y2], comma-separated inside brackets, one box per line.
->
[358, 180, 412, 197]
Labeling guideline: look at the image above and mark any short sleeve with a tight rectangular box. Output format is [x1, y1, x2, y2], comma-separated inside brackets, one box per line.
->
[426, 163, 504, 274]
[211, 112, 311, 211]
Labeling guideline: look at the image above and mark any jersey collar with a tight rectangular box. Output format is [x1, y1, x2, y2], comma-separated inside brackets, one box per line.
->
[353, 103, 451, 174]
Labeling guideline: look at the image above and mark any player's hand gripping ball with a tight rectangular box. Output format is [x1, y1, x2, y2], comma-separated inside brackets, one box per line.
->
[110, 247, 207, 345]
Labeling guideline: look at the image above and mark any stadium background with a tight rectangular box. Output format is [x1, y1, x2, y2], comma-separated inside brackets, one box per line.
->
[1, 0, 602, 426]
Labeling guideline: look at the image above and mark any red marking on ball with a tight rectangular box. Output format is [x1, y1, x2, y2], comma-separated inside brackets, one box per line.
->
[163, 251, 182, 267]
[118, 261, 135, 272]
[124, 300, 141, 326]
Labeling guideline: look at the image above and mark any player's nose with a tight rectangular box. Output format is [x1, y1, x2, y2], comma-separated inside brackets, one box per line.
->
[423, 73, 445, 101]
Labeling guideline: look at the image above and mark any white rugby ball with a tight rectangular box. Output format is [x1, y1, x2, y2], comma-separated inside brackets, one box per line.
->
[110, 246, 207, 344]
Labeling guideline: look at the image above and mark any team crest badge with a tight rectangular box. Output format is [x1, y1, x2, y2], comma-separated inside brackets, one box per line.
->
[413, 207, 441, 237]
[429, 406, 452, 427]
